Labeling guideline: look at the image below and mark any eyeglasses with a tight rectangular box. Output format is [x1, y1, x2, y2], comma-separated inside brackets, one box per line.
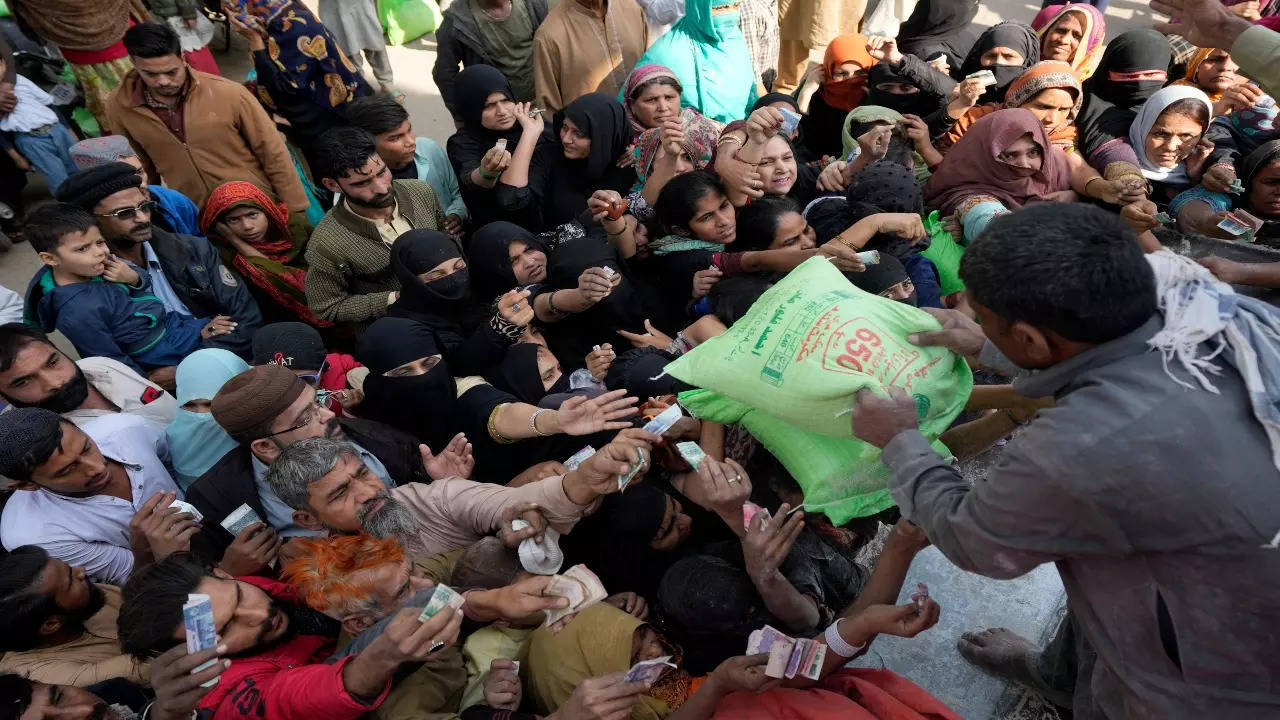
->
[256, 392, 333, 439]
[96, 201, 156, 222]
[297, 359, 328, 387]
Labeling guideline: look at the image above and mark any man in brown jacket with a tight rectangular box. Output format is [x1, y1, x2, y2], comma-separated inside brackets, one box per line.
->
[105, 23, 307, 211]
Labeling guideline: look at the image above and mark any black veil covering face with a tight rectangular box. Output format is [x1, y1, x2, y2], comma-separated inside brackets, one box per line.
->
[956, 22, 1039, 103]
[356, 317, 459, 449]
[387, 229, 475, 326]
[1076, 29, 1173, 158]
[865, 63, 939, 117]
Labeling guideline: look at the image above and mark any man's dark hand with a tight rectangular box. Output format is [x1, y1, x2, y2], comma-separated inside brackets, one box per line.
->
[849, 387, 920, 448]
[148, 643, 228, 720]
[908, 307, 986, 361]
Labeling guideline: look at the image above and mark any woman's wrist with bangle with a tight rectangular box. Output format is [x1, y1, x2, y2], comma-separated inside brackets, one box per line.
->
[530, 408, 553, 436]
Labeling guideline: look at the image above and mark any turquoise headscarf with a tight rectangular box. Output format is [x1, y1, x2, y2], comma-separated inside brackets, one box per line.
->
[165, 349, 250, 490]
[625, 0, 758, 124]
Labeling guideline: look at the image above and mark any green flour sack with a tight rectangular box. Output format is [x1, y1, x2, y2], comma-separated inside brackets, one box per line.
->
[666, 257, 972, 522]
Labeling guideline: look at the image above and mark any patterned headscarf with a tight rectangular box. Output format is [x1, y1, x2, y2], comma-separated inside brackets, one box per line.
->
[225, 0, 371, 111]
[200, 181, 328, 327]
[1032, 4, 1106, 80]
[631, 107, 721, 190]
[1002, 61, 1083, 146]
[623, 64, 682, 135]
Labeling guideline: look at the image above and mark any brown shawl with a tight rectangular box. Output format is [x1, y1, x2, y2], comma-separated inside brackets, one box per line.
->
[9, 0, 152, 51]
[923, 108, 1072, 216]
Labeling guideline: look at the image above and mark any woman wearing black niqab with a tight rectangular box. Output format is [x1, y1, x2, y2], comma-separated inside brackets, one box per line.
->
[356, 317, 460, 450]
[496, 93, 635, 231]
[1075, 29, 1173, 171]
[386, 229, 526, 375]
[955, 21, 1040, 104]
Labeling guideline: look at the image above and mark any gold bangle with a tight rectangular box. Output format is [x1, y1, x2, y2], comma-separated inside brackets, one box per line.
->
[488, 403, 515, 444]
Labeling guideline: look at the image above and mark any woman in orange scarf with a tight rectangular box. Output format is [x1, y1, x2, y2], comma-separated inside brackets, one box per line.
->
[199, 181, 330, 327]
[1171, 46, 1251, 116]
[799, 33, 877, 159]
[939, 61, 1083, 152]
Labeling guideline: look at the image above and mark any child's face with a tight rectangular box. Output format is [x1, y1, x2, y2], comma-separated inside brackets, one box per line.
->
[39, 227, 112, 281]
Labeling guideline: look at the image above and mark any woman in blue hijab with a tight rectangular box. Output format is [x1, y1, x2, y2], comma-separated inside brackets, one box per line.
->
[626, 0, 758, 124]
[165, 349, 251, 490]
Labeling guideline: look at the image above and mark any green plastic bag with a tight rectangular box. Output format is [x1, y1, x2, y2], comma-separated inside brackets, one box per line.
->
[920, 210, 966, 296]
[378, 0, 442, 45]
[666, 257, 972, 523]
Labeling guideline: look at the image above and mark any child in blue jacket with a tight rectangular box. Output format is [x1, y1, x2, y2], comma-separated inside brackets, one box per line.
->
[22, 203, 232, 377]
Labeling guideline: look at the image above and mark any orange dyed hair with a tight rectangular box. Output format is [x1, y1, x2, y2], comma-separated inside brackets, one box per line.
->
[281, 534, 406, 613]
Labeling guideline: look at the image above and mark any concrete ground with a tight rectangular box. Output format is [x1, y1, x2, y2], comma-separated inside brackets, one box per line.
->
[2, 2, 1171, 717]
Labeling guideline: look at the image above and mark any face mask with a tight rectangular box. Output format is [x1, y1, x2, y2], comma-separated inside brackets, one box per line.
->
[426, 267, 470, 301]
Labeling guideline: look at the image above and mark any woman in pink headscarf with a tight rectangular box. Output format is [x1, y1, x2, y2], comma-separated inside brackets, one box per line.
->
[1031, 3, 1106, 80]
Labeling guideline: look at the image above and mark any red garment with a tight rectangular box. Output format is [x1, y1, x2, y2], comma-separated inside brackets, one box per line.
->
[712, 668, 962, 720]
[320, 352, 361, 417]
[197, 576, 391, 720]
[821, 34, 876, 112]
[200, 181, 330, 327]
[60, 40, 129, 65]
[183, 46, 221, 75]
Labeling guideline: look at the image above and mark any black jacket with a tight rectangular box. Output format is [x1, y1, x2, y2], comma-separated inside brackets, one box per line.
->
[147, 227, 263, 359]
[432, 0, 549, 121]
[186, 417, 431, 562]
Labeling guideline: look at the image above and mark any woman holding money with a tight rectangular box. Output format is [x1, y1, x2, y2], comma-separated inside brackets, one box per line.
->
[796, 34, 877, 160]
[517, 518, 954, 719]
[446, 65, 533, 228]
[1170, 139, 1280, 242]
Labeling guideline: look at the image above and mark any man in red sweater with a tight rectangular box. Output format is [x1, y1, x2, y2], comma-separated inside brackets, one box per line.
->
[115, 554, 467, 720]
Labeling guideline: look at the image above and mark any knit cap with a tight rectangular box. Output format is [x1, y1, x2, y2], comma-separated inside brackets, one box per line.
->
[69, 136, 136, 170]
[252, 322, 326, 370]
[0, 407, 65, 479]
[55, 162, 145, 212]
[212, 364, 309, 439]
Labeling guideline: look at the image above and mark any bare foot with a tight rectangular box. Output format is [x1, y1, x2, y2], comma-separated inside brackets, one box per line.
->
[956, 628, 1071, 706]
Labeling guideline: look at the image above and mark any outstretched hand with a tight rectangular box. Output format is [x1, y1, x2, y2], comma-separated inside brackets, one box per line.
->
[421, 433, 474, 480]
[557, 389, 639, 435]
[1151, 0, 1252, 49]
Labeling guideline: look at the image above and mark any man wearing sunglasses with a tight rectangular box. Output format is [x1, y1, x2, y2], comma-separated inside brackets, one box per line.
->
[55, 162, 263, 381]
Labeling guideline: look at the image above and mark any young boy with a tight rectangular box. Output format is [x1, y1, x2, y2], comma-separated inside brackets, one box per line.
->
[0, 56, 79, 194]
[22, 203, 230, 380]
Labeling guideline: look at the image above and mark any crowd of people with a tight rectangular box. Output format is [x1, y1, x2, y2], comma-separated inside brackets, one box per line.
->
[0, 0, 1279, 718]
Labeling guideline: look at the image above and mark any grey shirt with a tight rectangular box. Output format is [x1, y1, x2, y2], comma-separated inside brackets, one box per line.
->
[882, 316, 1280, 719]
